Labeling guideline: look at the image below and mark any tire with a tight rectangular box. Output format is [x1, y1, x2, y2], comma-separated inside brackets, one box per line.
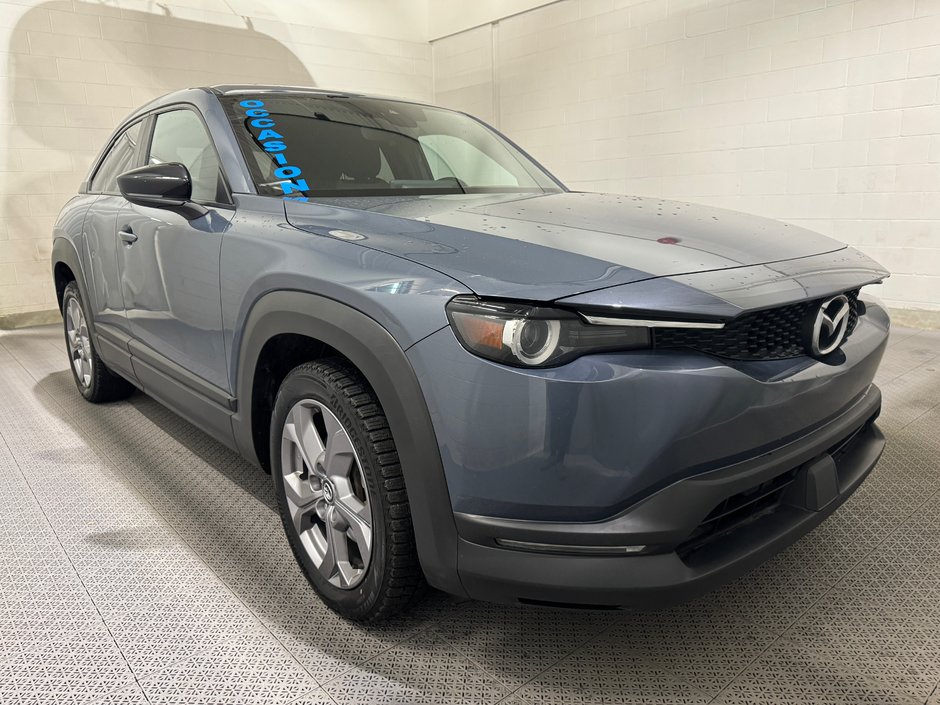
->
[271, 359, 424, 621]
[61, 281, 134, 403]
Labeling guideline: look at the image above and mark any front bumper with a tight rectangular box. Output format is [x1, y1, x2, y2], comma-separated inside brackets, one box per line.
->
[454, 385, 883, 607]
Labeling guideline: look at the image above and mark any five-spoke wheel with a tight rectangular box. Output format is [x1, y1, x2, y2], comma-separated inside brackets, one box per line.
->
[280, 399, 373, 589]
[271, 359, 424, 621]
[65, 295, 92, 389]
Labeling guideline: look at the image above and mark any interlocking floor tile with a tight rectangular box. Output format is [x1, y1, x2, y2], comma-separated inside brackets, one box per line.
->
[778, 590, 940, 701]
[431, 600, 609, 688]
[92, 682, 153, 704]
[136, 642, 317, 704]
[511, 639, 711, 705]
[0, 648, 137, 705]
[684, 563, 832, 635]
[265, 594, 434, 684]
[105, 599, 275, 674]
[712, 638, 924, 704]
[599, 605, 778, 695]
[322, 629, 509, 704]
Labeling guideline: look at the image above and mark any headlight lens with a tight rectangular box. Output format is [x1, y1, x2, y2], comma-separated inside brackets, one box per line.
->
[446, 296, 650, 367]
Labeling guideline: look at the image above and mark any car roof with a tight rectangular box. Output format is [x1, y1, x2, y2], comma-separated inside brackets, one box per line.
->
[208, 84, 367, 99]
[206, 85, 443, 110]
[121, 85, 438, 125]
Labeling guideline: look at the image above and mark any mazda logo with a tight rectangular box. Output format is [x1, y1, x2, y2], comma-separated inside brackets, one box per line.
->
[322, 479, 335, 504]
[807, 294, 851, 357]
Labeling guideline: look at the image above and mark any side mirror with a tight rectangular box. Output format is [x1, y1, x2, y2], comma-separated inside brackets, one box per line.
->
[117, 163, 208, 220]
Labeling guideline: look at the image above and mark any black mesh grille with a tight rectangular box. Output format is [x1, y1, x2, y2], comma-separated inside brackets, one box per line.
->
[653, 289, 861, 361]
[675, 417, 871, 563]
[675, 467, 800, 561]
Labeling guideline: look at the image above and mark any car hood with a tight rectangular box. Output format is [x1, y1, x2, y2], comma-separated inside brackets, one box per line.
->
[284, 192, 855, 301]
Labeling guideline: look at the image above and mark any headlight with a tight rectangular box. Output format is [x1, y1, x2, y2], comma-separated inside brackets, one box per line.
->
[445, 296, 650, 368]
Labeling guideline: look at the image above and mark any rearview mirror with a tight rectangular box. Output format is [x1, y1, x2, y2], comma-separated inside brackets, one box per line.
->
[117, 163, 208, 220]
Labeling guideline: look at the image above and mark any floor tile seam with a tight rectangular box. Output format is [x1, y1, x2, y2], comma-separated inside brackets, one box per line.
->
[702, 622, 797, 705]
[286, 686, 342, 705]
[506, 618, 717, 705]
[893, 398, 940, 434]
[800, 478, 940, 596]
[104, 649, 330, 705]
[924, 682, 939, 705]
[82, 654, 203, 705]
[426, 618, 622, 703]
[27, 371, 433, 691]
[0, 337, 322, 690]
[312, 621, 440, 691]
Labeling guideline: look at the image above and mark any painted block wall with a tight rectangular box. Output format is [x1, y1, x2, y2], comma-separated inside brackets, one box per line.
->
[0, 0, 431, 317]
[432, 0, 940, 312]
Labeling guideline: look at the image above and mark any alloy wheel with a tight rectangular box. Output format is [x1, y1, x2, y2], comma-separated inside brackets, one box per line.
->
[65, 297, 92, 389]
[280, 399, 373, 589]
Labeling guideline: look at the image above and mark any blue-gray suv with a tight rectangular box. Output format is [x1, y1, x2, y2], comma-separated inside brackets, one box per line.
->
[52, 85, 890, 621]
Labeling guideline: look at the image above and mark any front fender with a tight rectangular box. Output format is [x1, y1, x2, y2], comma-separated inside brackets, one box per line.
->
[231, 290, 465, 597]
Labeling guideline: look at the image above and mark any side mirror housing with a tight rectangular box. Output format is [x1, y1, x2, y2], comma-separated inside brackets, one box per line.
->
[117, 163, 208, 220]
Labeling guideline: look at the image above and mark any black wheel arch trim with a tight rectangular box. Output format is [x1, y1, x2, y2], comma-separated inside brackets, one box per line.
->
[52, 237, 92, 321]
[232, 290, 466, 597]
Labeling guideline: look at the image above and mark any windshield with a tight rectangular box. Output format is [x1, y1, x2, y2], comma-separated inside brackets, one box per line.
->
[221, 93, 564, 198]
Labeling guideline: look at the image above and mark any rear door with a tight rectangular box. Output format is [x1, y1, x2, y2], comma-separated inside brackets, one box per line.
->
[116, 107, 233, 393]
[82, 120, 145, 333]
[81, 119, 147, 382]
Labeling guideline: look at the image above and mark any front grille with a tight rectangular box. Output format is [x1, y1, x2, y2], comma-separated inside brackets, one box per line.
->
[676, 467, 800, 560]
[654, 289, 861, 361]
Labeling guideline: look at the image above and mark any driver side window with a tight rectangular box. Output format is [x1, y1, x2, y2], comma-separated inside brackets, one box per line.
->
[148, 109, 228, 204]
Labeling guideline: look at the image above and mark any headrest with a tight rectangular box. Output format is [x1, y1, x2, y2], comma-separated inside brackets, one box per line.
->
[340, 130, 381, 180]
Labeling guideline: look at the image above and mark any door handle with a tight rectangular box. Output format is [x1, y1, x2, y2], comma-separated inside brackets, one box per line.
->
[118, 228, 138, 245]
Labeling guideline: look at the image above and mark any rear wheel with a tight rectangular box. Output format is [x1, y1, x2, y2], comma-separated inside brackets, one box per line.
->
[271, 359, 424, 621]
[61, 282, 134, 403]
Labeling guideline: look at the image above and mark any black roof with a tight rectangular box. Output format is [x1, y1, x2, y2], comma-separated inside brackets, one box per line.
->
[208, 84, 365, 98]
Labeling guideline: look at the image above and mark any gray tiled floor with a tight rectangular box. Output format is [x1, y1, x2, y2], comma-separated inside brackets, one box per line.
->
[0, 323, 938, 705]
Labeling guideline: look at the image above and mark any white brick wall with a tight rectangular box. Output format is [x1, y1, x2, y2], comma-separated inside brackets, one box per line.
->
[0, 0, 432, 317]
[432, 0, 940, 312]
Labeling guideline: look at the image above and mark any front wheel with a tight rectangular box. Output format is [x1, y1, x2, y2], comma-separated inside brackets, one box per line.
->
[271, 359, 424, 621]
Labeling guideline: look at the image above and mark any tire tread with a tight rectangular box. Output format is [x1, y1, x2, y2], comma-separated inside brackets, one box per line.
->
[277, 358, 425, 621]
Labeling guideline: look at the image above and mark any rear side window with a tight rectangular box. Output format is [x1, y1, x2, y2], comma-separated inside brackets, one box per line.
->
[148, 109, 228, 204]
[90, 121, 142, 194]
